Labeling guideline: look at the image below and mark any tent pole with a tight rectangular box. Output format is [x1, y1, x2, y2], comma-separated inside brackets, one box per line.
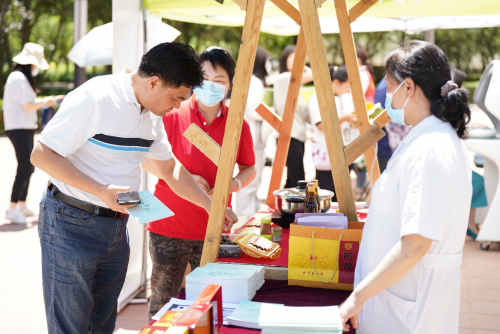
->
[200, 0, 266, 266]
[297, 0, 358, 222]
[265, 28, 307, 207]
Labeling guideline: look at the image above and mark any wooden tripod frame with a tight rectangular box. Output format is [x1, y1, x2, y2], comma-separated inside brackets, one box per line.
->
[193, 0, 390, 266]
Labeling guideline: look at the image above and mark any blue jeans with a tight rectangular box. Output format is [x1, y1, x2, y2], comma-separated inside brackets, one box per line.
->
[38, 189, 130, 334]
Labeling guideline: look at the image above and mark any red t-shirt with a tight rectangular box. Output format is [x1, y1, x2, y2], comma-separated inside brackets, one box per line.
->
[146, 94, 255, 240]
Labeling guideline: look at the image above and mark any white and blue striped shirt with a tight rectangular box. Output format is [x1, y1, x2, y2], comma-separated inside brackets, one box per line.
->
[39, 67, 173, 208]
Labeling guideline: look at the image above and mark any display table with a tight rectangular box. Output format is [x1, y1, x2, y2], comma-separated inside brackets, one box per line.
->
[178, 279, 353, 334]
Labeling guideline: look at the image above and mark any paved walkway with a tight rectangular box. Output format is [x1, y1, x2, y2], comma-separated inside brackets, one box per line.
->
[1, 103, 499, 333]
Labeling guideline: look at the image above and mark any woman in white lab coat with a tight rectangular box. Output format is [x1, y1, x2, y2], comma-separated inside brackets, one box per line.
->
[340, 41, 472, 334]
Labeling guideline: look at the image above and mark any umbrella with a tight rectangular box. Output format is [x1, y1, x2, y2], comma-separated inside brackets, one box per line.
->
[68, 22, 181, 67]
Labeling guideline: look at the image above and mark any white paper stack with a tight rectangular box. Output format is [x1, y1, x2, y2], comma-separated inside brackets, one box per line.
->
[227, 301, 284, 329]
[205, 263, 265, 290]
[259, 304, 343, 334]
[186, 263, 264, 304]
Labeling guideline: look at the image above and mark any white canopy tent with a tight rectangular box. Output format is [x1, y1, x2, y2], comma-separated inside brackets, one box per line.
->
[110, 0, 500, 311]
[68, 21, 181, 67]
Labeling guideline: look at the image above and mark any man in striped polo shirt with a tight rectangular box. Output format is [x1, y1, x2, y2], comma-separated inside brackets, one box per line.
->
[30, 42, 237, 334]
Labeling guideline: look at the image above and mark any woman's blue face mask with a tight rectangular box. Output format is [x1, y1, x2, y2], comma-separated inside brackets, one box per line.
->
[386, 80, 410, 125]
[193, 80, 227, 107]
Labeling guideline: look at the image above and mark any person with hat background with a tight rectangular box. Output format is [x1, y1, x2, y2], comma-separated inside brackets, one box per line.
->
[3, 42, 64, 224]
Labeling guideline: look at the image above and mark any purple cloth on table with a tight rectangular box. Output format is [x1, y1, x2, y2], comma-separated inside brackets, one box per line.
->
[295, 213, 344, 219]
[178, 280, 354, 334]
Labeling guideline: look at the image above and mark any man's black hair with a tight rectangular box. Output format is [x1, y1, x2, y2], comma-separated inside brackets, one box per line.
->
[138, 42, 204, 89]
[198, 48, 236, 83]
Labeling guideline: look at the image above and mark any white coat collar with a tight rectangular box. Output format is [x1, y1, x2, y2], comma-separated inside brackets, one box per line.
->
[401, 115, 445, 145]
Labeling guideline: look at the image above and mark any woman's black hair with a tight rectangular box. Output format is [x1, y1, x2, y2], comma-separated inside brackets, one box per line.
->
[385, 40, 470, 138]
[356, 47, 375, 79]
[279, 45, 296, 74]
[451, 68, 467, 88]
[139, 42, 204, 89]
[12, 63, 37, 91]
[198, 47, 236, 83]
[329, 65, 348, 83]
[253, 47, 269, 86]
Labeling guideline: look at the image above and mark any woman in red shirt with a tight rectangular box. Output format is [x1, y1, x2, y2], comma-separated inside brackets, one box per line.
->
[142, 47, 256, 318]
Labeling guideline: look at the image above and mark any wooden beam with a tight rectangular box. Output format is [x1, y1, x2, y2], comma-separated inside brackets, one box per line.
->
[297, 0, 358, 222]
[349, 0, 378, 23]
[183, 123, 221, 166]
[265, 28, 307, 207]
[200, 0, 265, 266]
[255, 102, 282, 133]
[270, 0, 301, 25]
[345, 123, 385, 166]
[334, 0, 381, 185]
[373, 109, 391, 129]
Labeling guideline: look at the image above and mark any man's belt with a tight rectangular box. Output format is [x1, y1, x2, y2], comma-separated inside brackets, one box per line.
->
[47, 182, 128, 219]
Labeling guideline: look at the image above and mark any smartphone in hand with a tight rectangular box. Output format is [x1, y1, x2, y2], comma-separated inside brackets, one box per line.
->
[117, 191, 141, 205]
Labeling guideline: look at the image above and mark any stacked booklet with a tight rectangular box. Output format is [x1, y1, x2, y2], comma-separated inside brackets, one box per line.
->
[186, 263, 264, 304]
[258, 304, 343, 334]
[296, 213, 348, 229]
[227, 301, 284, 330]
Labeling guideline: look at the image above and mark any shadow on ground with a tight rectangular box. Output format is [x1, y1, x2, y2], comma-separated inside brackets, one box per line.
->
[0, 220, 38, 232]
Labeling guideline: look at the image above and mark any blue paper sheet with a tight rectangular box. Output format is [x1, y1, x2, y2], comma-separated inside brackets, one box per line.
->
[125, 190, 174, 224]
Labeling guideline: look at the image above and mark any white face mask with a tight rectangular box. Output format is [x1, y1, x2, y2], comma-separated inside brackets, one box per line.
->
[31, 67, 39, 77]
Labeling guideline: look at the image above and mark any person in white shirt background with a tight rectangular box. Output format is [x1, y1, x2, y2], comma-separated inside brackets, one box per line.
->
[236, 47, 270, 217]
[2, 42, 64, 224]
[273, 45, 313, 189]
[340, 40, 472, 334]
[308, 65, 355, 198]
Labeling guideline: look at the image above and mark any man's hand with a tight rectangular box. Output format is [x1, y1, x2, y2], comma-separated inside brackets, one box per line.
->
[192, 174, 210, 193]
[223, 207, 238, 232]
[97, 184, 138, 214]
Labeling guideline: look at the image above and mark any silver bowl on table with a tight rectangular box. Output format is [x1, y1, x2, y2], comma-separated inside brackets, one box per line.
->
[273, 188, 334, 215]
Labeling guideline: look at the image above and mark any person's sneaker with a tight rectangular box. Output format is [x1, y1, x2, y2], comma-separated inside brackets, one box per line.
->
[5, 209, 28, 224]
[20, 207, 35, 217]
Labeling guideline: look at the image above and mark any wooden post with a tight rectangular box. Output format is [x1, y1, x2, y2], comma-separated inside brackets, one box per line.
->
[265, 28, 307, 207]
[200, 0, 265, 266]
[345, 123, 385, 166]
[255, 103, 282, 132]
[349, 0, 378, 23]
[374, 110, 391, 128]
[270, 0, 301, 24]
[183, 124, 221, 166]
[297, 0, 357, 221]
[334, 0, 381, 185]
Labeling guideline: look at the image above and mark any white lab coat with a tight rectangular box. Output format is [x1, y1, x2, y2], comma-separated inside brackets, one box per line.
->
[354, 115, 472, 334]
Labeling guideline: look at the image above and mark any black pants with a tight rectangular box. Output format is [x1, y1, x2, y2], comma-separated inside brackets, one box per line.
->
[6, 129, 35, 203]
[315, 164, 355, 203]
[285, 138, 305, 189]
